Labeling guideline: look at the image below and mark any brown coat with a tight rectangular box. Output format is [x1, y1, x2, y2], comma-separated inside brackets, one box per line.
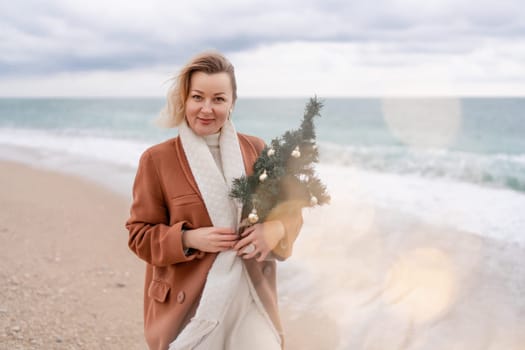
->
[126, 133, 303, 350]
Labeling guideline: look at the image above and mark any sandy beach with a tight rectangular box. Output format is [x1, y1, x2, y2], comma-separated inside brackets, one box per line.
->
[0, 160, 335, 350]
[2, 160, 525, 349]
[0, 161, 146, 349]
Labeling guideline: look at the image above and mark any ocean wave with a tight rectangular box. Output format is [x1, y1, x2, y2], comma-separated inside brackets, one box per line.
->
[2, 127, 525, 245]
[316, 164, 525, 246]
[2, 127, 525, 194]
[318, 142, 525, 193]
[0, 127, 150, 168]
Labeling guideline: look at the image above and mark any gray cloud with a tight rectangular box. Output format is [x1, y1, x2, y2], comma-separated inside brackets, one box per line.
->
[1, 0, 524, 77]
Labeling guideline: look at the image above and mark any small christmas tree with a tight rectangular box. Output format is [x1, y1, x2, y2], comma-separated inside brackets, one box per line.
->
[230, 96, 330, 227]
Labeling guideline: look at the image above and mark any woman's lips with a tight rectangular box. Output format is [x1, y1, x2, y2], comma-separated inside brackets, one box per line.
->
[198, 117, 214, 125]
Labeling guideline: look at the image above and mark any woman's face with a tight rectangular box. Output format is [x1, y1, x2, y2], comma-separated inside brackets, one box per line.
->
[185, 71, 234, 136]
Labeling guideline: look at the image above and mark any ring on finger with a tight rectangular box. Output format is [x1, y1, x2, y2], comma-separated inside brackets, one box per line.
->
[243, 243, 256, 254]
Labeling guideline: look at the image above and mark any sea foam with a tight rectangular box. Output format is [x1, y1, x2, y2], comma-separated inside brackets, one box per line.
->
[2, 127, 525, 245]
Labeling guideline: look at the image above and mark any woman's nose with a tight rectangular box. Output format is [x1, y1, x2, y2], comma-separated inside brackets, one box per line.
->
[201, 100, 212, 113]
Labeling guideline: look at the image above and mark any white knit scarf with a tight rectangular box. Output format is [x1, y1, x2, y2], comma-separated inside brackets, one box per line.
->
[169, 120, 246, 349]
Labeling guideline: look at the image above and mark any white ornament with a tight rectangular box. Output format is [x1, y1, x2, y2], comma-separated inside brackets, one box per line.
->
[305, 138, 317, 150]
[267, 148, 275, 156]
[248, 209, 259, 224]
[310, 196, 318, 206]
[291, 146, 301, 158]
[259, 170, 268, 182]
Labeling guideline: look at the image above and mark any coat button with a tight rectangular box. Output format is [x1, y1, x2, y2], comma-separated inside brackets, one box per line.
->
[263, 265, 272, 276]
[177, 291, 185, 303]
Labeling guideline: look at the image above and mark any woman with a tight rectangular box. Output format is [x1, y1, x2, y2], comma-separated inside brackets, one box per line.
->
[126, 51, 303, 350]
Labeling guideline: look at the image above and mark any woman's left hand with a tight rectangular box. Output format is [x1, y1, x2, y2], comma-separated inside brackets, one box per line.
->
[234, 220, 285, 262]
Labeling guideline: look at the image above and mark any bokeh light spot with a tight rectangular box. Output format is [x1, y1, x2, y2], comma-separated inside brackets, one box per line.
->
[382, 98, 462, 149]
[382, 247, 457, 323]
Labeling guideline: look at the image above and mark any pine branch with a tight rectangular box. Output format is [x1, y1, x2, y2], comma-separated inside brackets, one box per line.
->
[230, 96, 330, 225]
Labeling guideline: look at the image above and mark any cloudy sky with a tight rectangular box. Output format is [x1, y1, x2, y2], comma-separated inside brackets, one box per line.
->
[1, 0, 524, 97]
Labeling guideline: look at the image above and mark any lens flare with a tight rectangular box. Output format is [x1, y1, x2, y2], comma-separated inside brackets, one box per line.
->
[382, 247, 457, 324]
[382, 98, 461, 149]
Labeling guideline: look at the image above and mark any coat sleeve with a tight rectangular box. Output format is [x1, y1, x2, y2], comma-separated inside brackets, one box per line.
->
[267, 201, 303, 260]
[125, 150, 200, 267]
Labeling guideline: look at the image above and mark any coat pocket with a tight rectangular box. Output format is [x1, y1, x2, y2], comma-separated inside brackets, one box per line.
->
[171, 193, 202, 206]
[148, 279, 171, 303]
[170, 193, 207, 226]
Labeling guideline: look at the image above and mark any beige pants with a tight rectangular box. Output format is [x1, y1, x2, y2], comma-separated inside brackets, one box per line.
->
[195, 269, 281, 350]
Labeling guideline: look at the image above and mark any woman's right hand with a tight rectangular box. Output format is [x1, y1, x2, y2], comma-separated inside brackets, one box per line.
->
[182, 227, 238, 253]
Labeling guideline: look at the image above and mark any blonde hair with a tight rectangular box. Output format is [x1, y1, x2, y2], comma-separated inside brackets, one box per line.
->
[158, 51, 237, 128]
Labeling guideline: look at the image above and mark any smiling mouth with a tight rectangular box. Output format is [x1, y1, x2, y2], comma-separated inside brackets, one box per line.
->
[198, 117, 214, 124]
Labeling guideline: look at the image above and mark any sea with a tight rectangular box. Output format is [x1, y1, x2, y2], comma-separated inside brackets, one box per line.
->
[1, 97, 525, 246]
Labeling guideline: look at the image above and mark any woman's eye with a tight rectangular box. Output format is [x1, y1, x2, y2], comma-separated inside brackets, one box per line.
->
[214, 97, 225, 102]
[192, 95, 202, 101]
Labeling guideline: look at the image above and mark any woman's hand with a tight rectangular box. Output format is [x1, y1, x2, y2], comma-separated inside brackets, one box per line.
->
[234, 220, 285, 262]
[183, 227, 238, 253]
